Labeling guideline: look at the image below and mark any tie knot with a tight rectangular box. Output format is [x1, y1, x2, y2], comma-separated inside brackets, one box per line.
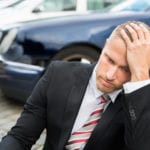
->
[101, 95, 110, 103]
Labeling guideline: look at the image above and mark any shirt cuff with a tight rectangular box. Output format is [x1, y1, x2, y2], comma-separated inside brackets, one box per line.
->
[123, 80, 150, 94]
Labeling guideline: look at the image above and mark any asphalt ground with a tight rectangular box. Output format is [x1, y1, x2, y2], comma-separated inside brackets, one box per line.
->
[0, 90, 46, 150]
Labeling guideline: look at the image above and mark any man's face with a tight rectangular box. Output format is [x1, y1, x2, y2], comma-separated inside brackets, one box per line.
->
[96, 38, 131, 93]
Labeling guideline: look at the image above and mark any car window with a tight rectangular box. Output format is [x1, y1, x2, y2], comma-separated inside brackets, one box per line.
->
[87, 0, 104, 10]
[0, 0, 21, 9]
[5, 0, 24, 8]
[36, 0, 122, 12]
[105, 0, 150, 12]
[87, 0, 122, 11]
[123, 0, 150, 11]
[40, 0, 77, 12]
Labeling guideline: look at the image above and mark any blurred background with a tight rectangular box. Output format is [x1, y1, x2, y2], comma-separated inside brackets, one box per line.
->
[0, 0, 149, 149]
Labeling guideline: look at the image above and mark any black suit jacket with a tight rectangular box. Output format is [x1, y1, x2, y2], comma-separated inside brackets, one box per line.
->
[1, 61, 150, 150]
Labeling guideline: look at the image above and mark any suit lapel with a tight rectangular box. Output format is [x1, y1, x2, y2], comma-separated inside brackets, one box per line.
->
[84, 92, 123, 150]
[58, 63, 95, 150]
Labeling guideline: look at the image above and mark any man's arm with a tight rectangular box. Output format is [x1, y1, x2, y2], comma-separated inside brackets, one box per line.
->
[0, 63, 54, 150]
[123, 84, 150, 150]
[120, 22, 150, 150]
[120, 22, 150, 82]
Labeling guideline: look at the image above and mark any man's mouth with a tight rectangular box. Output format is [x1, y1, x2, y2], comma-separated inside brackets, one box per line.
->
[101, 78, 113, 88]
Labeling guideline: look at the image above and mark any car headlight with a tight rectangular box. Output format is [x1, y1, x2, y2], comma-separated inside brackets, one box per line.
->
[0, 28, 18, 54]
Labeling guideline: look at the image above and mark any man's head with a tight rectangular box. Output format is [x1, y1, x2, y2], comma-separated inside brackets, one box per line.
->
[95, 21, 150, 93]
[109, 21, 150, 42]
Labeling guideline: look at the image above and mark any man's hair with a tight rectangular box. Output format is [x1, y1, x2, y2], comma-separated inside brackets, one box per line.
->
[109, 21, 150, 41]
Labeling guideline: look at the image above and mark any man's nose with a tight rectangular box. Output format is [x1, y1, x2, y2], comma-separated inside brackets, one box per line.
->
[106, 67, 117, 80]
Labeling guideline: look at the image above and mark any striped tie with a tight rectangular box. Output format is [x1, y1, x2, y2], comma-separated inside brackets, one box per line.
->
[65, 95, 109, 150]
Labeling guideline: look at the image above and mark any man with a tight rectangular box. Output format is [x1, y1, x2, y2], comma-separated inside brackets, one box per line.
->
[1, 21, 150, 150]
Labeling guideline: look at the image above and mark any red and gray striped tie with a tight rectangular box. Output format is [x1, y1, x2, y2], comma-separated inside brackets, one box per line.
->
[65, 95, 109, 150]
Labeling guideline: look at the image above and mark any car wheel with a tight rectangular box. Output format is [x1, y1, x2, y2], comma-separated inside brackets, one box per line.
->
[52, 45, 100, 64]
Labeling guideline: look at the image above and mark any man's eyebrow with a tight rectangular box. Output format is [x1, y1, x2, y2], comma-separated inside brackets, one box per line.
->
[104, 53, 115, 63]
[105, 52, 129, 70]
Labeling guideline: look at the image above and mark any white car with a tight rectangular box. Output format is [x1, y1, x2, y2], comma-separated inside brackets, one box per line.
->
[0, 0, 21, 9]
[0, 0, 119, 27]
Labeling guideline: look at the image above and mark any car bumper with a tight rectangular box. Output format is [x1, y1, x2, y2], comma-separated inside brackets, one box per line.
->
[0, 56, 44, 103]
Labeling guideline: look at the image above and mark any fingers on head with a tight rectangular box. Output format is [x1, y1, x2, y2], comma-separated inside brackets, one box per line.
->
[119, 21, 150, 42]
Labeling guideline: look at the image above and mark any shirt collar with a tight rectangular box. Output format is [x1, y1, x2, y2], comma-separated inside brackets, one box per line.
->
[90, 64, 122, 103]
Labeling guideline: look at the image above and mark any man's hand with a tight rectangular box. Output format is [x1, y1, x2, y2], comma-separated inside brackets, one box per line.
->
[120, 22, 150, 82]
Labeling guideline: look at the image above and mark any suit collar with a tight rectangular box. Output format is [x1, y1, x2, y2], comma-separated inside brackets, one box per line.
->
[58, 63, 95, 150]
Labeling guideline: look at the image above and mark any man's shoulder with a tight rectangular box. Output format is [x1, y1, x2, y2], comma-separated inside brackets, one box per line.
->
[46, 61, 96, 78]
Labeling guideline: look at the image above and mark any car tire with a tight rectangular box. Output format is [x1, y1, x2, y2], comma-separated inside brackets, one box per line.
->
[52, 45, 100, 64]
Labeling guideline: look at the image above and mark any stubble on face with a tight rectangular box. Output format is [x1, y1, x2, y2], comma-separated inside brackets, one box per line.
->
[96, 66, 118, 93]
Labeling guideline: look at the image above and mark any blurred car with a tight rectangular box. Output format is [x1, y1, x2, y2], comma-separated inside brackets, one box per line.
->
[1, 11, 150, 102]
[0, 56, 44, 101]
[0, 0, 22, 9]
[1, 10, 150, 67]
[0, 0, 78, 27]
[106, 0, 150, 12]
[0, 0, 119, 28]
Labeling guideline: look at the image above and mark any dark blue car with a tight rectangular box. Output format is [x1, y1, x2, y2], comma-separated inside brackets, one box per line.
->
[2, 11, 150, 66]
[0, 11, 150, 102]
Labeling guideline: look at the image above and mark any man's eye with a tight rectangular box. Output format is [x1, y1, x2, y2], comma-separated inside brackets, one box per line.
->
[104, 54, 114, 64]
[108, 58, 114, 64]
[121, 67, 129, 73]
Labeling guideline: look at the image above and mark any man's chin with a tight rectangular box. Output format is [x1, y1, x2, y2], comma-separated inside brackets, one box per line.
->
[97, 84, 115, 93]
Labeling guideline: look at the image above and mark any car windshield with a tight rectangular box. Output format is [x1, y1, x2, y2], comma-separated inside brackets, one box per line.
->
[102, 0, 150, 12]
[42, 0, 77, 11]
[0, 0, 22, 9]
[4, 0, 24, 8]
[9, 0, 77, 11]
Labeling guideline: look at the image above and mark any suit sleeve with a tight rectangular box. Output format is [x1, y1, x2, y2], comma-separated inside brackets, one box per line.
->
[123, 84, 150, 150]
[0, 63, 54, 150]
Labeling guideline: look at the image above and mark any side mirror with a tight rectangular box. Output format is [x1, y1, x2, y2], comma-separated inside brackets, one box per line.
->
[32, 7, 42, 13]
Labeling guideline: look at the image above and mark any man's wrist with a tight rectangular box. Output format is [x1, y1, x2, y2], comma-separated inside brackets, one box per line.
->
[123, 79, 150, 94]
[130, 71, 149, 82]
